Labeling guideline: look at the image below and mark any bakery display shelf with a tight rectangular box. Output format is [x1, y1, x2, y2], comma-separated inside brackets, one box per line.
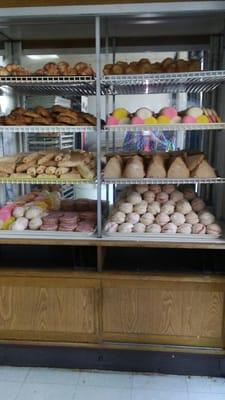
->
[102, 70, 225, 95]
[0, 125, 96, 134]
[103, 231, 223, 243]
[103, 177, 225, 185]
[0, 75, 97, 96]
[0, 230, 95, 240]
[0, 177, 95, 185]
[104, 123, 225, 132]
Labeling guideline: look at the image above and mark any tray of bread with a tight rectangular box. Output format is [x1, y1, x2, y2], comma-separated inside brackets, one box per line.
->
[0, 149, 96, 183]
[104, 184, 222, 240]
[103, 150, 221, 183]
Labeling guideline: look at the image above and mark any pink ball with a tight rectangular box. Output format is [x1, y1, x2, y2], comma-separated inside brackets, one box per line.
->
[182, 115, 197, 124]
[107, 116, 119, 126]
[160, 107, 177, 119]
[132, 116, 144, 125]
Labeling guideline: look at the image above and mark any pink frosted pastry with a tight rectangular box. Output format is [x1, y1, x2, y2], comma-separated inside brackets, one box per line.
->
[177, 223, 192, 234]
[147, 201, 161, 215]
[104, 221, 118, 233]
[143, 190, 155, 204]
[182, 187, 196, 201]
[191, 198, 205, 212]
[131, 116, 144, 125]
[162, 184, 176, 194]
[198, 211, 215, 226]
[135, 184, 148, 194]
[160, 107, 177, 119]
[136, 107, 152, 120]
[162, 222, 177, 234]
[111, 211, 126, 224]
[118, 202, 133, 214]
[126, 212, 140, 224]
[118, 223, 133, 233]
[161, 201, 175, 215]
[156, 191, 169, 204]
[107, 116, 119, 125]
[170, 190, 184, 202]
[206, 223, 222, 235]
[185, 211, 199, 225]
[127, 192, 142, 205]
[146, 223, 161, 233]
[192, 223, 206, 234]
[149, 184, 161, 194]
[176, 199, 192, 215]
[134, 200, 148, 215]
[140, 212, 155, 225]
[170, 212, 185, 226]
[133, 222, 146, 233]
[155, 212, 170, 226]
[182, 115, 196, 124]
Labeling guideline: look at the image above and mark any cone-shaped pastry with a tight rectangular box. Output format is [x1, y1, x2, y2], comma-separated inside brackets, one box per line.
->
[191, 160, 216, 178]
[123, 155, 145, 179]
[167, 156, 190, 178]
[185, 153, 204, 172]
[146, 155, 166, 178]
[104, 156, 122, 178]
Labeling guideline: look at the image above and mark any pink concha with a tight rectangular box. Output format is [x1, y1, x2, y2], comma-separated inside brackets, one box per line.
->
[182, 115, 197, 124]
[107, 116, 119, 125]
[132, 116, 144, 125]
[160, 107, 177, 119]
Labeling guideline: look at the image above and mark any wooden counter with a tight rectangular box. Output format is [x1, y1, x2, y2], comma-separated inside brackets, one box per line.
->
[0, 267, 224, 351]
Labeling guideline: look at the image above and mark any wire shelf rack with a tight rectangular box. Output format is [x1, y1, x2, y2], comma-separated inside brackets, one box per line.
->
[104, 123, 225, 132]
[0, 76, 97, 97]
[102, 70, 225, 94]
[0, 230, 95, 240]
[0, 126, 96, 134]
[103, 177, 225, 185]
[0, 177, 95, 185]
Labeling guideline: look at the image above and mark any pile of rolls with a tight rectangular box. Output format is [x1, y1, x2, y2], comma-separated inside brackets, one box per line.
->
[104, 151, 217, 179]
[0, 62, 95, 76]
[104, 184, 221, 236]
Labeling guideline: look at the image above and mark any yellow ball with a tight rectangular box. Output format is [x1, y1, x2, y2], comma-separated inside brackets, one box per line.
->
[157, 115, 171, 124]
[196, 115, 209, 123]
[112, 108, 129, 120]
[144, 116, 158, 124]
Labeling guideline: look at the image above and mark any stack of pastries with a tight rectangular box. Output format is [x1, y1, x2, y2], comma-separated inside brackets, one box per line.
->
[104, 151, 217, 179]
[1, 106, 97, 126]
[106, 106, 221, 125]
[0, 150, 96, 180]
[103, 57, 201, 75]
[0, 61, 95, 77]
[104, 184, 221, 236]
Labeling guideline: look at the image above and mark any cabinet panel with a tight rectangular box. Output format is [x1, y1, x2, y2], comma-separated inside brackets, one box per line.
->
[102, 280, 224, 347]
[0, 277, 99, 342]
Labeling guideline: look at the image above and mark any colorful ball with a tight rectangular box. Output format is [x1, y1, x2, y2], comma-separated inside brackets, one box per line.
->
[160, 107, 177, 119]
[182, 115, 197, 124]
[112, 108, 129, 120]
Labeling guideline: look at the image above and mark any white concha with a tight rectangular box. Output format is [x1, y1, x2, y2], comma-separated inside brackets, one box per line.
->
[29, 217, 43, 230]
[25, 206, 42, 220]
[12, 206, 25, 218]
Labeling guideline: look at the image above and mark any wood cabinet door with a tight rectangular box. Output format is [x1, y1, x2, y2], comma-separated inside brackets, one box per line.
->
[0, 276, 100, 343]
[102, 278, 225, 347]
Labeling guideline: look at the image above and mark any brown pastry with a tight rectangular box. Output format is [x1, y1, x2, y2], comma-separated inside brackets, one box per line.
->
[45, 166, 57, 175]
[123, 155, 145, 179]
[23, 152, 42, 164]
[138, 62, 152, 74]
[0, 172, 9, 177]
[167, 157, 190, 178]
[103, 64, 113, 75]
[27, 167, 37, 177]
[67, 67, 77, 75]
[35, 68, 46, 76]
[82, 113, 96, 126]
[11, 107, 27, 116]
[74, 62, 88, 73]
[34, 106, 50, 118]
[38, 152, 57, 165]
[185, 153, 204, 172]
[42, 160, 57, 167]
[176, 59, 188, 72]
[146, 155, 166, 178]
[32, 116, 52, 125]
[36, 165, 46, 175]
[151, 62, 162, 73]
[57, 61, 69, 75]
[104, 155, 123, 178]
[16, 161, 37, 173]
[112, 64, 124, 75]
[77, 163, 95, 179]
[125, 65, 138, 74]
[43, 62, 59, 75]
[188, 59, 201, 72]
[56, 115, 79, 125]
[161, 58, 174, 70]
[191, 160, 216, 178]
[60, 170, 81, 179]
[0, 163, 16, 174]
[0, 67, 9, 76]
[55, 167, 70, 177]
[23, 111, 40, 119]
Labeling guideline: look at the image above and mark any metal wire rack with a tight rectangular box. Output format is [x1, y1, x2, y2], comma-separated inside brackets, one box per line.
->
[0, 76, 97, 97]
[0, 177, 95, 185]
[102, 70, 225, 94]
[0, 126, 96, 134]
[104, 123, 225, 132]
[103, 177, 225, 185]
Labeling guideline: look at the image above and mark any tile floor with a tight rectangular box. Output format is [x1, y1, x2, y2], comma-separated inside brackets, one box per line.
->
[0, 366, 225, 399]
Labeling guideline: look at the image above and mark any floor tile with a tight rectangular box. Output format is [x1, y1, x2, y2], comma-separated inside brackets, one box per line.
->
[132, 389, 189, 400]
[74, 386, 132, 400]
[186, 376, 211, 393]
[133, 373, 187, 392]
[0, 381, 22, 400]
[0, 366, 30, 382]
[210, 377, 225, 393]
[189, 393, 225, 400]
[16, 383, 76, 400]
[26, 367, 80, 385]
[78, 370, 133, 388]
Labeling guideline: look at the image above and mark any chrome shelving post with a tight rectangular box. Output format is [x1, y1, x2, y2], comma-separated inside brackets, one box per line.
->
[95, 16, 102, 245]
